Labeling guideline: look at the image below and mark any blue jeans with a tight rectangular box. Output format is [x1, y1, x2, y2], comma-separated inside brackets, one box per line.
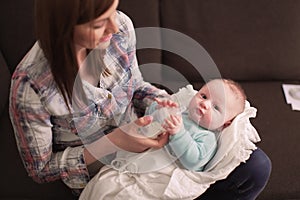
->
[196, 148, 272, 200]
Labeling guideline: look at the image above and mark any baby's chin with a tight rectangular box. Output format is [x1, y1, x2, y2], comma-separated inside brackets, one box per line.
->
[189, 113, 208, 129]
[189, 114, 218, 130]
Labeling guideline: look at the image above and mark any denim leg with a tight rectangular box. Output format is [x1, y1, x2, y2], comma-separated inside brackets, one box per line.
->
[196, 148, 272, 200]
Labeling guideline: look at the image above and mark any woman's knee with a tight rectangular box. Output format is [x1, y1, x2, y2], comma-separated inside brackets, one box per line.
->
[196, 148, 272, 200]
[230, 148, 272, 199]
[243, 148, 272, 192]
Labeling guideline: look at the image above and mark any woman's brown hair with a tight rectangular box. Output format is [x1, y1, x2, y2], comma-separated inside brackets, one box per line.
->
[35, 0, 114, 108]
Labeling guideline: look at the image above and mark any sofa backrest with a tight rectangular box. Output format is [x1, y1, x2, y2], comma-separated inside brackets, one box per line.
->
[0, 51, 10, 115]
[2, 0, 300, 85]
[0, 0, 35, 73]
[159, 0, 300, 84]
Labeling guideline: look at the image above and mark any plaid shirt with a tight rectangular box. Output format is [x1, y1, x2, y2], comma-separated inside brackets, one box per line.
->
[9, 11, 166, 190]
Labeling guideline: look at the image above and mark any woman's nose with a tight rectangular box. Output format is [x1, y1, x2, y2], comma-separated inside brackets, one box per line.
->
[106, 16, 119, 34]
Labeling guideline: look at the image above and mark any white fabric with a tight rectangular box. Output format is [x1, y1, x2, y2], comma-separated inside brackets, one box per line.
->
[110, 148, 177, 174]
[79, 85, 260, 200]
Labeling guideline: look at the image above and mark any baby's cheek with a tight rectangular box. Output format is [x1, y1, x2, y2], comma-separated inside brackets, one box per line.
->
[199, 118, 210, 129]
[209, 116, 224, 130]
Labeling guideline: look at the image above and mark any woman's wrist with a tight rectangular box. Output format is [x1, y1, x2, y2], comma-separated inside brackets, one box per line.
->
[83, 132, 119, 165]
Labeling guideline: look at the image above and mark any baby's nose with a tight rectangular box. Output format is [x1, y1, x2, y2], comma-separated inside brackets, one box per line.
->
[200, 100, 211, 110]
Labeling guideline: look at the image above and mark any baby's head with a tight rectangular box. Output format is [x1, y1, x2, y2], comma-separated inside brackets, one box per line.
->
[188, 79, 246, 131]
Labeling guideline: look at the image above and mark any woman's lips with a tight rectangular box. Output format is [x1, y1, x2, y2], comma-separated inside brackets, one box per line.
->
[100, 34, 112, 43]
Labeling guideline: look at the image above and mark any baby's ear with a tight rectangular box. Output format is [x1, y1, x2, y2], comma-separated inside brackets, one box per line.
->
[222, 120, 232, 129]
[214, 120, 233, 132]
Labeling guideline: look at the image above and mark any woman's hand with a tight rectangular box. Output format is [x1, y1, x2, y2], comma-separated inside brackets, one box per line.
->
[84, 116, 169, 165]
[112, 116, 169, 152]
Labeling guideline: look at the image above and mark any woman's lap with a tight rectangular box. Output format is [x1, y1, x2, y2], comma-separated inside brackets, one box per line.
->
[196, 148, 272, 200]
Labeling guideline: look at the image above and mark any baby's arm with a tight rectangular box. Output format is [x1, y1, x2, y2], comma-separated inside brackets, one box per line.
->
[162, 115, 183, 135]
[168, 129, 217, 171]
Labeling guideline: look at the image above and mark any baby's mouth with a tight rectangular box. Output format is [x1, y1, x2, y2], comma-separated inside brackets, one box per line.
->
[197, 108, 204, 116]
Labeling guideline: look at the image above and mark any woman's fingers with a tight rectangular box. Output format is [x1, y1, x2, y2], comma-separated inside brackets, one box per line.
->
[135, 115, 153, 126]
[151, 132, 169, 148]
[115, 115, 170, 152]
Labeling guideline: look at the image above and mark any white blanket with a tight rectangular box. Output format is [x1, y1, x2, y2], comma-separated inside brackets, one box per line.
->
[79, 85, 260, 200]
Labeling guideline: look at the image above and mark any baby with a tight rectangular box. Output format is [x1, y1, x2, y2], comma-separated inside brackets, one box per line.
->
[139, 78, 247, 171]
[106, 78, 247, 173]
[79, 78, 248, 200]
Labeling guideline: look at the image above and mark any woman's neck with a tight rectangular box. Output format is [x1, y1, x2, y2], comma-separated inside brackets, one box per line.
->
[76, 47, 87, 68]
[76, 47, 99, 86]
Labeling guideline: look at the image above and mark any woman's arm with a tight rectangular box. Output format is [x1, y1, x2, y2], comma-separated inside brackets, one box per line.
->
[9, 74, 90, 189]
[83, 115, 169, 164]
[10, 72, 169, 190]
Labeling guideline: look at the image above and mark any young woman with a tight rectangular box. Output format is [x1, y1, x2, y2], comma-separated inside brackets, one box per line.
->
[9, 0, 271, 198]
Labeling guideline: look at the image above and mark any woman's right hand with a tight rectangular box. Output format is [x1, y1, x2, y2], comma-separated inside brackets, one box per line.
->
[109, 115, 170, 152]
[84, 116, 169, 165]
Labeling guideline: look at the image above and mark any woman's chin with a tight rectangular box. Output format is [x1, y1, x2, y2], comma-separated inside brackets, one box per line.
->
[96, 41, 111, 50]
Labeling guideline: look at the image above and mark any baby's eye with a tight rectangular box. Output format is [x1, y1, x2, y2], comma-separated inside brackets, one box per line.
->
[213, 104, 220, 111]
[200, 94, 207, 99]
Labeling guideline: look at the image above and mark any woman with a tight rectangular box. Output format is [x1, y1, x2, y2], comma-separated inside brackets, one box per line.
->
[9, 0, 271, 198]
[9, 0, 168, 195]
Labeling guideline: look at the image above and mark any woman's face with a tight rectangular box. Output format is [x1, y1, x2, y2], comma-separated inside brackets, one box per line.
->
[73, 0, 119, 51]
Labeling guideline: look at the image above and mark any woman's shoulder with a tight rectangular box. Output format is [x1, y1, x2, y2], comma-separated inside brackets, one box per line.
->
[116, 10, 135, 33]
[12, 42, 54, 92]
[107, 11, 136, 56]
[114, 10, 136, 46]
[13, 42, 51, 80]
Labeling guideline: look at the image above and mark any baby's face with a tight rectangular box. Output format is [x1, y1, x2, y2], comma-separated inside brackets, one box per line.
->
[188, 80, 242, 130]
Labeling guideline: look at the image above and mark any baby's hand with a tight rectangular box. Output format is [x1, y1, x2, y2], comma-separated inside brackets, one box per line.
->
[162, 114, 183, 135]
[154, 98, 178, 108]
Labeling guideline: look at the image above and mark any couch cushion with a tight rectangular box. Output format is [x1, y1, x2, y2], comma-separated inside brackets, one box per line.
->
[241, 81, 300, 200]
[0, 51, 10, 115]
[0, 105, 74, 199]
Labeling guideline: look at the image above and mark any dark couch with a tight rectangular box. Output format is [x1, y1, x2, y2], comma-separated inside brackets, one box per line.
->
[1, 0, 300, 199]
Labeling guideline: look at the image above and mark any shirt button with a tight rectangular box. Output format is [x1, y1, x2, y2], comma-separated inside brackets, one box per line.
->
[108, 94, 112, 99]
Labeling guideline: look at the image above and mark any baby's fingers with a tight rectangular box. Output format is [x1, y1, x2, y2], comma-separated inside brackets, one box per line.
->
[154, 98, 178, 107]
[170, 115, 182, 125]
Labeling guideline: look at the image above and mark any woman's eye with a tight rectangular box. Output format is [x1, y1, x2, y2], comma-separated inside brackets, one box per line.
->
[94, 24, 104, 29]
[93, 21, 106, 29]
